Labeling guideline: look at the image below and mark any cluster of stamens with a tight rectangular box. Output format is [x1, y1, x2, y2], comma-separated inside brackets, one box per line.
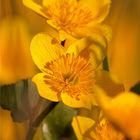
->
[90, 120, 125, 140]
[43, 54, 95, 100]
[42, 0, 93, 34]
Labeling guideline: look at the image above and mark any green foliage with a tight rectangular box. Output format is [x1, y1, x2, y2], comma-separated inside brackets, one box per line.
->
[103, 56, 109, 71]
[130, 82, 140, 95]
[0, 80, 40, 122]
[43, 102, 77, 140]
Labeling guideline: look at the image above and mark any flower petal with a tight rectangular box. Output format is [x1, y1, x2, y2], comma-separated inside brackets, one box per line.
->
[30, 33, 65, 71]
[79, 0, 111, 23]
[23, 0, 48, 18]
[67, 35, 107, 70]
[42, 0, 54, 7]
[73, 24, 112, 42]
[95, 70, 125, 97]
[61, 92, 94, 109]
[72, 116, 95, 140]
[32, 73, 59, 102]
[43, 0, 77, 7]
[88, 24, 112, 43]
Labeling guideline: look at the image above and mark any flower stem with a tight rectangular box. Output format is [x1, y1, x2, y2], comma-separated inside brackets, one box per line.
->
[26, 102, 58, 140]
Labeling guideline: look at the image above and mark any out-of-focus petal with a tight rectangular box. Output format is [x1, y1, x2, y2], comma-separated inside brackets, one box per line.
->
[106, 92, 140, 139]
[23, 0, 48, 18]
[107, 1, 140, 90]
[32, 73, 59, 102]
[94, 86, 140, 139]
[0, 18, 37, 85]
[95, 70, 124, 97]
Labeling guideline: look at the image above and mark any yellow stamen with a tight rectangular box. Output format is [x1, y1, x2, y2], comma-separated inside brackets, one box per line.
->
[90, 120, 125, 140]
[43, 54, 95, 100]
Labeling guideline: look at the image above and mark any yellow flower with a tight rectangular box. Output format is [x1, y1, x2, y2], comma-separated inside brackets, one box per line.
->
[72, 116, 125, 140]
[106, 0, 140, 90]
[0, 18, 37, 85]
[23, 0, 111, 40]
[0, 108, 27, 140]
[30, 32, 120, 109]
[94, 86, 140, 139]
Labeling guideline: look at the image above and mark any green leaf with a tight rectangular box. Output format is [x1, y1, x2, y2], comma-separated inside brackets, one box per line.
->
[43, 102, 77, 140]
[0, 79, 40, 122]
[130, 82, 140, 95]
[0, 84, 17, 110]
[103, 56, 109, 71]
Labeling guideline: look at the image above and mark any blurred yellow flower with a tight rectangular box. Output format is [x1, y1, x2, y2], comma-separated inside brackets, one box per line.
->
[0, 108, 27, 140]
[23, 0, 111, 40]
[30, 32, 118, 109]
[94, 86, 140, 139]
[106, 0, 140, 90]
[72, 116, 124, 140]
[0, 18, 37, 85]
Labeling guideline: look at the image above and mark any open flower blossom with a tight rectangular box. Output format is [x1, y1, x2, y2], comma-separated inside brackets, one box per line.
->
[23, 0, 111, 40]
[72, 116, 125, 140]
[30, 33, 123, 109]
[94, 86, 140, 139]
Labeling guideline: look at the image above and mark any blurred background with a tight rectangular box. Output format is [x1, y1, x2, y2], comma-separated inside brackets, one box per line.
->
[0, 0, 140, 139]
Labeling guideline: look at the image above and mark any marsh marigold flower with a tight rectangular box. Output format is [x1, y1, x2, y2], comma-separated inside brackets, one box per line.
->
[72, 86, 125, 140]
[94, 86, 140, 139]
[30, 32, 118, 109]
[23, 0, 111, 40]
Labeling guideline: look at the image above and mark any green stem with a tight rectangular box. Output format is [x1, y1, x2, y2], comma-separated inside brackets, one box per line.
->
[26, 102, 58, 140]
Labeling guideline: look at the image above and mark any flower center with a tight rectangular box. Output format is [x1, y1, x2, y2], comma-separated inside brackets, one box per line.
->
[88, 120, 125, 140]
[43, 54, 95, 100]
[42, 0, 93, 34]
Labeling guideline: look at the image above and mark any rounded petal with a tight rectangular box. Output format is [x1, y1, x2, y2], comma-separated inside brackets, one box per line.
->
[72, 116, 95, 140]
[95, 70, 125, 97]
[79, 0, 111, 23]
[32, 73, 59, 102]
[67, 35, 107, 70]
[23, 0, 48, 18]
[61, 92, 94, 109]
[30, 33, 65, 71]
